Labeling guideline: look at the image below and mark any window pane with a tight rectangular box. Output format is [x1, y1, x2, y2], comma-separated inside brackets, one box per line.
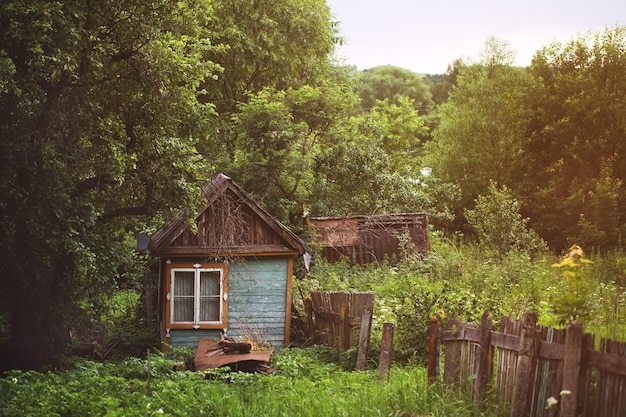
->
[173, 271, 194, 296]
[174, 297, 194, 322]
[199, 271, 220, 296]
[199, 297, 220, 321]
[199, 271, 221, 322]
[173, 271, 194, 322]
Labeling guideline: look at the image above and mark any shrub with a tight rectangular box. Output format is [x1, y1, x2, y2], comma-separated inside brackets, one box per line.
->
[465, 181, 547, 255]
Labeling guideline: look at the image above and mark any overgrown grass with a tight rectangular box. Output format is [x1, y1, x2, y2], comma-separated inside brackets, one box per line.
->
[0, 346, 507, 417]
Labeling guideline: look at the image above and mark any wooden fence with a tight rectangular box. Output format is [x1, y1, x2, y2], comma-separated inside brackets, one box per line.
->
[429, 311, 626, 417]
[307, 291, 375, 352]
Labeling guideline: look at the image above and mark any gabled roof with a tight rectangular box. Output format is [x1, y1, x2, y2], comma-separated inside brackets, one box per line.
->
[149, 174, 312, 262]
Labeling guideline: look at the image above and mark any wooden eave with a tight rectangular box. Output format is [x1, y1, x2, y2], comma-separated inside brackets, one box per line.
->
[154, 245, 301, 257]
[149, 174, 312, 257]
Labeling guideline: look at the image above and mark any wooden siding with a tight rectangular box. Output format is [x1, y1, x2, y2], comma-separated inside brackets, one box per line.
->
[168, 329, 223, 346]
[153, 174, 309, 351]
[166, 257, 291, 348]
[227, 257, 290, 347]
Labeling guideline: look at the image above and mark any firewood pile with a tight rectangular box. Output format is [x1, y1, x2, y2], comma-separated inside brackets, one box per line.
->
[207, 335, 253, 356]
[194, 336, 274, 374]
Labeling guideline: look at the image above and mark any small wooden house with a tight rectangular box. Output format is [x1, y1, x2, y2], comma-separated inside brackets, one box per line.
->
[149, 174, 312, 349]
[309, 213, 429, 264]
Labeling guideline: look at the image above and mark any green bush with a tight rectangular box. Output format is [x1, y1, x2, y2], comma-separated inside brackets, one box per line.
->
[465, 182, 547, 255]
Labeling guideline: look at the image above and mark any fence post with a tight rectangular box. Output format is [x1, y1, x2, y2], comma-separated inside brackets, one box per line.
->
[356, 308, 373, 371]
[427, 316, 439, 383]
[560, 322, 583, 417]
[474, 310, 492, 406]
[378, 322, 394, 381]
[511, 311, 538, 417]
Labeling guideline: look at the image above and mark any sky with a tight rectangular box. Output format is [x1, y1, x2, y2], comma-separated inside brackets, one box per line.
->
[325, 0, 625, 74]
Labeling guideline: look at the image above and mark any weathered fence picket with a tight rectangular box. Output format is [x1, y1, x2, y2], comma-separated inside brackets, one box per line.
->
[431, 311, 626, 417]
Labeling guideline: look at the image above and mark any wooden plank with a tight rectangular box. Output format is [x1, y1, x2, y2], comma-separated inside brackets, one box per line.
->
[511, 312, 538, 417]
[491, 331, 520, 351]
[465, 327, 482, 343]
[168, 329, 223, 346]
[356, 308, 373, 371]
[339, 303, 348, 351]
[158, 245, 300, 256]
[586, 349, 626, 377]
[560, 322, 583, 417]
[194, 338, 272, 371]
[441, 325, 468, 341]
[474, 311, 493, 406]
[539, 339, 565, 360]
[284, 257, 293, 347]
[443, 319, 464, 385]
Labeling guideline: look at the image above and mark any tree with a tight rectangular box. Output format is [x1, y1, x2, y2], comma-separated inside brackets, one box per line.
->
[309, 98, 458, 225]
[199, 0, 338, 163]
[421, 38, 533, 230]
[230, 82, 357, 225]
[425, 58, 465, 106]
[521, 26, 626, 249]
[357, 65, 434, 114]
[357, 97, 428, 172]
[0, 0, 218, 369]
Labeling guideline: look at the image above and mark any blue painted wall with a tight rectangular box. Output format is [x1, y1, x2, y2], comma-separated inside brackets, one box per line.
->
[168, 329, 222, 346]
[168, 257, 290, 348]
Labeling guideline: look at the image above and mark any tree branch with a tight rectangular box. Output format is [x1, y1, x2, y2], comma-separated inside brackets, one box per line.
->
[98, 180, 154, 221]
[72, 175, 118, 197]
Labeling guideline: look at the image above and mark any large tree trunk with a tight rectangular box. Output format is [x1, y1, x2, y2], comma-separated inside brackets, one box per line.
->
[1, 259, 72, 371]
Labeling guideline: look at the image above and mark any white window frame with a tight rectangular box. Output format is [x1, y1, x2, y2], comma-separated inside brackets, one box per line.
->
[169, 265, 225, 326]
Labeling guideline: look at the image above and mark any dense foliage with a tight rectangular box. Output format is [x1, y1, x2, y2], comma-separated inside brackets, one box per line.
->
[423, 29, 626, 249]
[0, 0, 217, 370]
[357, 65, 435, 114]
[297, 235, 626, 363]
